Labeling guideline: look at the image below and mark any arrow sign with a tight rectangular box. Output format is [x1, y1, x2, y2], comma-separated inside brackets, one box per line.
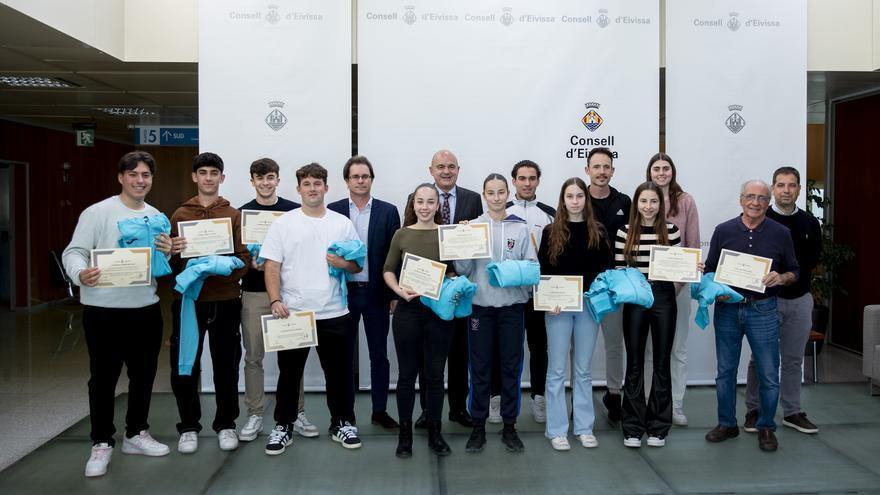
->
[135, 126, 198, 146]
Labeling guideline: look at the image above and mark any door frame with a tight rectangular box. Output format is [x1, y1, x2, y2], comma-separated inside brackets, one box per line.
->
[0, 160, 31, 310]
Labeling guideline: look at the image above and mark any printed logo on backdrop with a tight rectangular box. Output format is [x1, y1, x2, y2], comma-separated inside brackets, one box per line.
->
[267, 4, 280, 24]
[228, 4, 324, 23]
[265, 101, 287, 131]
[500, 7, 514, 27]
[693, 12, 780, 29]
[403, 5, 416, 25]
[567, 101, 617, 160]
[597, 9, 610, 28]
[727, 12, 741, 31]
[725, 104, 745, 134]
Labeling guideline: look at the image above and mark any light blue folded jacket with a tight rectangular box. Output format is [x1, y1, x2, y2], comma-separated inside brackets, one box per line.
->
[327, 239, 366, 304]
[486, 260, 540, 288]
[420, 276, 478, 321]
[690, 272, 745, 329]
[174, 255, 245, 375]
[585, 268, 655, 323]
[247, 243, 265, 266]
[117, 214, 172, 277]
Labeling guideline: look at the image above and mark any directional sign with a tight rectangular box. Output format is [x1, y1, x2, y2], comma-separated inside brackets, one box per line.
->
[135, 126, 198, 146]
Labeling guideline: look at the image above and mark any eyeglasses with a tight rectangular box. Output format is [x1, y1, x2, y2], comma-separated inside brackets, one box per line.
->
[434, 164, 458, 172]
[741, 194, 771, 204]
[347, 174, 372, 181]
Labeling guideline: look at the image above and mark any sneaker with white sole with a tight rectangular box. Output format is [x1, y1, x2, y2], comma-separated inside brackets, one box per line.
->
[647, 435, 666, 447]
[293, 411, 319, 438]
[550, 436, 571, 451]
[84, 443, 113, 477]
[330, 421, 362, 449]
[239, 415, 263, 442]
[531, 395, 547, 423]
[178, 431, 198, 454]
[577, 434, 598, 448]
[488, 395, 502, 424]
[623, 437, 642, 448]
[672, 408, 688, 426]
[121, 430, 170, 456]
[264, 424, 293, 456]
[218, 428, 239, 451]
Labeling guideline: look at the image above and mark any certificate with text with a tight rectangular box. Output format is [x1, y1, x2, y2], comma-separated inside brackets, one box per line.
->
[178, 218, 234, 258]
[261, 311, 318, 352]
[241, 209, 285, 244]
[399, 252, 447, 300]
[91, 248, 152, 287]
[714, 249, 772, 293]
[648, 246, 702, 283]
[438, 223, 491, 260]
[533, 275, 584, 312]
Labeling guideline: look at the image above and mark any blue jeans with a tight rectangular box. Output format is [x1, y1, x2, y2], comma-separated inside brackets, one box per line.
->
[714, 298, 781, 430]
[545, 307, 599, 438]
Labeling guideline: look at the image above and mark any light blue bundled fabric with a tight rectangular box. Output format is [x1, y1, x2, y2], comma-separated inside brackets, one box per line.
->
[327, 239, 366, 304]
[420, 276, 478, 321]
[585, 274, 619, 323]
[174, 255, 245, 375]
[584, 268, 654, 323]
[117, 213, 172, 277]
[247, 243, 265, 266]
[486, 260, 540, 288]
[690, 272, 745, 329]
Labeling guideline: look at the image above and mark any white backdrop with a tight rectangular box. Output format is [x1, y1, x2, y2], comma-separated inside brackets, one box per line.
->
[665, 0, 807, 382]
[358, 0, 660, 387]
[198, 0, 352, 391]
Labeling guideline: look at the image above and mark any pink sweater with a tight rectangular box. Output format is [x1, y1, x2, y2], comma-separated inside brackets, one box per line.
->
[665, 191, 700, 249]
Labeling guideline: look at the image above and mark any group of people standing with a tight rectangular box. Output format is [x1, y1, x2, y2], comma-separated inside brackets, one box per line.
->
[64, 146, 822, 478]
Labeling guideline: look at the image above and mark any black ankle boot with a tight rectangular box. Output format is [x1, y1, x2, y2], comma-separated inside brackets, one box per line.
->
[501, 423, 524, 453]
[396, 421, 413, 458]
[427, 420, 451, 456]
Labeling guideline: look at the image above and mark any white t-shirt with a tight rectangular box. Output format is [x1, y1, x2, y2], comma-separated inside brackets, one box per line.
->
[260, 208, 359, 319]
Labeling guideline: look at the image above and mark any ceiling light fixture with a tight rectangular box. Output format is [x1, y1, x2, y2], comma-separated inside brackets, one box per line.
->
[95, 107, 158, 116]
[0, 75, 79, 88]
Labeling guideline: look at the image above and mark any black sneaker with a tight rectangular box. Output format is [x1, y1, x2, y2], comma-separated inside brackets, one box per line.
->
[264, 424, 293, 456]
[602, 391, 623, 423]
[758, 428, 778, 452]
[465, 427, 486, 453]
[330, 421, 362, 449]
[783, 412, 818, 434]
[500, 425, 524, 453]
[371, 411, 400, 429]
[743, 409, 759, 433]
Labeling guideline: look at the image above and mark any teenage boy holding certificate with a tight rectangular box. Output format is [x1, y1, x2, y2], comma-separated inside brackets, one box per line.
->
[168, 152, 249, 455]
[63, 151, 173, 477]
[260, 163, 363, 455]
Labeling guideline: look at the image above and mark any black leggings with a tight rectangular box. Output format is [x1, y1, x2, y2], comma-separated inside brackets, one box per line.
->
[621, 282, 677, 438]
[392, 299, 454, 422]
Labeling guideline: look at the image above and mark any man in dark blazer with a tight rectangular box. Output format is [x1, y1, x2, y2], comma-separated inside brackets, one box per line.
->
[425, 149, 483, 428]
[328, 155, 401, 429]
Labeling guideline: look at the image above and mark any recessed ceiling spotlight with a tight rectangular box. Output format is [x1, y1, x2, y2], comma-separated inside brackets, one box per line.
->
[95, 107, 158, 116]
[0, 75, 79, 88]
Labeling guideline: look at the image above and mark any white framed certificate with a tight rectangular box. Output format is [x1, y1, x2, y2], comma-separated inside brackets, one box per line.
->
[178, 218, 234, 258]
[648, 246, 702, 283]
[714, 249, 772, 293]
[90, 247, 152, 287]
[534, 275, 584, 312]
[399, 252, 447, 301]
[261, 311, 318, 352]
[241, 209, 285, 244]
[438, 223, 491, 260]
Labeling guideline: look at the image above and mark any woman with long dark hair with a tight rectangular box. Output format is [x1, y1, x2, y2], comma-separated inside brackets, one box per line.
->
[538, 177, 612, 451]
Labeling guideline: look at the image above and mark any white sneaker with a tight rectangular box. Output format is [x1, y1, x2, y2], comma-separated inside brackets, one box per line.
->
[531, 395, 547, 423]
[239, 415, 263, 442]
[218, 428, 239, 451]
[672, 408, 688, 426]
[84, 443, 112, 477]
[293, 411, 319, 438]
[121, 430, 170, 456]
[623, 437, 642, 448]
[578, 434, 598, 448]
[178, 432, 198, 454]
[488, 395, 502, 424]
[647, 435, 666, 447]
[550, 436, 571, 451]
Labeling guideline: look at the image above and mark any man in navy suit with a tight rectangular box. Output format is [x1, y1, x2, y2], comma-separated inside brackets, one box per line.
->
[328, 155, 401, 429]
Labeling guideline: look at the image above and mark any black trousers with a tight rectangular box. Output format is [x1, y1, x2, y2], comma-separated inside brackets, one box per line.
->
[468, 304, 525, 425]
[274, 315, 355, 427]
[83, 303, 163, 446]
[394, 300, 454, 422]
[170, 298, 242, 434]
[418, 316, 469, 414]
[621, 282, 677, 438]
[524, 299, 547, 397]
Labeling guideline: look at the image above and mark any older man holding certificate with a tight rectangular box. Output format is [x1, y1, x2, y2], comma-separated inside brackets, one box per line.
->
[703, 179, 799, 453]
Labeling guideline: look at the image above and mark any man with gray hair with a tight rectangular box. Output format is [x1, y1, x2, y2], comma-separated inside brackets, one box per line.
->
[703, 179, 799, 452]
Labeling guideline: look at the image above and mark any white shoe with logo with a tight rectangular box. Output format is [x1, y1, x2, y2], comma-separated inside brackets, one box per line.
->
[178, 431, 198, 454]
[121, 430, 170, 456]
[84, 443, 113, 477]
[550, 436, 571, 451]
[531, 395, 547, 423]
[218, 428, 239, 451]
[488, 395, 502, 424]
[239, 415, 263, 442]
[293, 411, 320, 438]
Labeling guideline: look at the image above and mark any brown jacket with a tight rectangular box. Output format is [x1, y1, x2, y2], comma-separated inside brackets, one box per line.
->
[170, 195, 249, 302]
